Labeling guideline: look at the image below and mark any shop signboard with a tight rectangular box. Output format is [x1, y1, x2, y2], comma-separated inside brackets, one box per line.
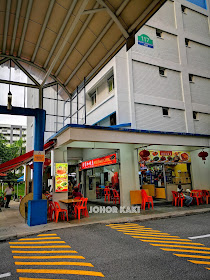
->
[79, 154, 117, 170]
[138, 150, 191, 163]
[55, 163, 68, 192]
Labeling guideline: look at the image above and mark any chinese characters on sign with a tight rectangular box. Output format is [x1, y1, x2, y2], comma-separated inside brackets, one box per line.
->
[79, 154, 117, 170]
[55, 163, 68, 192]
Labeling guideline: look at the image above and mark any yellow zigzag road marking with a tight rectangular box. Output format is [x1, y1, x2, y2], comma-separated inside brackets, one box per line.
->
[13, 256, 85, 259]
[12, 251, 77, 254]
[19, 238, 61, 240]
[15, 262, 93, 267]
[162, 249, 210, 254]
[174, 254, 210, 259]
[124, 233, 178, 237]
[10, 245, 71, 249]
[206, 268, 210, 270]
[9, 242, 65, 244]
[10, 246, 70, 248]
[140, 240, 204, 245]
[121, 231, 171, 235]
[10, 233, 104, 278]
[151, 244, 210, 250]
[37, 234, 57, 236]
[132, 237, 191, 241]
[117, 229, 160, 232]
[16, 269, 105, 277]
[188, 260, 210, 265]
[19, 278, 72, 280]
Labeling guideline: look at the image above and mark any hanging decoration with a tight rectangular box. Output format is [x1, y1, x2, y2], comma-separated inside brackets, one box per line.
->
[198, 150, 208, 164]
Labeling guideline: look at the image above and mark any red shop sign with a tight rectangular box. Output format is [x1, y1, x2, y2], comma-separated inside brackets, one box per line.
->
[79, 154, 117, 170]
[160, 151, 172, 156]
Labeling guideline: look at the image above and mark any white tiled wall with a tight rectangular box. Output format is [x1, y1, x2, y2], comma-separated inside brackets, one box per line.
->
[190, 76, 210, 106]
[132, 61, 183, 101]
[135, 103, 186, 133]
[194, 113, 210, 134]
[187, 41, 210, 71]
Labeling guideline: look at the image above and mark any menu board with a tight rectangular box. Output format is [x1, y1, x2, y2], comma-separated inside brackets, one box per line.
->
[138, 150, 191, 163]
[55, 163, 68, 192]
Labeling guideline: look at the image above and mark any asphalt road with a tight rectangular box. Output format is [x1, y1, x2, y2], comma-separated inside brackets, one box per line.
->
[0, 213, 210, 280]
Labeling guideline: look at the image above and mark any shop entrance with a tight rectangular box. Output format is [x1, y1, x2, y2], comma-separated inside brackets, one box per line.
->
[139, 149, 192, 202]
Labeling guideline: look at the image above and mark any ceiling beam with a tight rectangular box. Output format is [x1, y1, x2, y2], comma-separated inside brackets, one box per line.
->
[0, 57, 10, 66]
[10, 0, 22, 55]
[82, 7, 106, 15]
[11, 58, 40, 86]
[0, 54, 71, 97]
[3, 0, 11, 53]
[43, 0, 77, 69]
[64, 19, 113, 86]
[96, 0, 129, 39]
[18, 0, 33, 57]
[41, 0, 89, 87]
[64, 0, 129, 86]
[31, 0, 55, 62]
[55, 2, 100, 77]
[0, 79, 39, 89]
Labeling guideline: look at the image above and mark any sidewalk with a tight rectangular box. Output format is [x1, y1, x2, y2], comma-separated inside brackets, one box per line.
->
[0, 200, 210, 242]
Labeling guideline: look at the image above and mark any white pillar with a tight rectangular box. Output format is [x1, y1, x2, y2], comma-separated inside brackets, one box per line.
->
[119, 144, 139, 207]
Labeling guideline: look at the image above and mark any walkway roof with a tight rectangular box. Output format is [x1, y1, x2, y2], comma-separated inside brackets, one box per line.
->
[0, 0, 166, 95]
[50, 124, 210, 149]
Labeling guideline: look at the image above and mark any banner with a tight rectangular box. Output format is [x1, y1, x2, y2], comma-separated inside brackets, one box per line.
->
[55, 163, 68, 192]
[138, 150, 191, 163]
[79, 154, 117, 170]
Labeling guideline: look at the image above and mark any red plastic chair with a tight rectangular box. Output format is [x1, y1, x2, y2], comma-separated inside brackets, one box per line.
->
[75, 198, 89, 220]
[54, 202, 68, 223]
[190, 190, 202, 205]
[172, 191, 179, 206]
[141, 189, 153, 210]
[178, 193, 185, 207]
[48, 201, 55, 221]
[205, 190, 210, 204]
[104, 188, 111, 202]
[112, 189, 120, 205]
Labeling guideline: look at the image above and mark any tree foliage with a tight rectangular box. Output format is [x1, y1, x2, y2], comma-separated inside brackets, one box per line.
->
[0, 134, 26, 179]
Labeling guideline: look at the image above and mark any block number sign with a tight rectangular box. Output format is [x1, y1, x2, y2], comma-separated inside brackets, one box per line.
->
[138, 34, 154, 49]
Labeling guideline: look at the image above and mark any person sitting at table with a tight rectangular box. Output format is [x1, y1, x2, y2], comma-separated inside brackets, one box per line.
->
[72, 187, 83, 199]
[177, 184, 192, 207]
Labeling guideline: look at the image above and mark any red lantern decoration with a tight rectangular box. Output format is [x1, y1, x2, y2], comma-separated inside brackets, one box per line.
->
[139, 150, 150, 161]
[198, 150, 208, 164]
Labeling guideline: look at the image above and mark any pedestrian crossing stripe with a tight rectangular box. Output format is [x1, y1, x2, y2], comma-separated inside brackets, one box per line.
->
[107, 223, 210, 272]
[9, 233, 105, 278]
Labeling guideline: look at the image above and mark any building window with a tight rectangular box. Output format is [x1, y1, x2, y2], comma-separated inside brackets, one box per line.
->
[110, 112, 116, 126]
[159, 67, 166, 77]
[91, 91, 97, 106]
[181, 5, 187, 13]
[162, 107, 169, 116]
[193, 111, 199, 120]
[185, 39, 190, 47]
[156, 29, 163, 38]
[189, 74, 194, 82]
[107, 76, 114, 92]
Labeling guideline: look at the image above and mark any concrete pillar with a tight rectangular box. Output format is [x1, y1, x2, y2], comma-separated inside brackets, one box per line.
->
[119, 144, 139, 207]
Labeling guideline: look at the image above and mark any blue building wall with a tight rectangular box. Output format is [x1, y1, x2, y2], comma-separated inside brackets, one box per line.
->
[186, 0, 207, 9]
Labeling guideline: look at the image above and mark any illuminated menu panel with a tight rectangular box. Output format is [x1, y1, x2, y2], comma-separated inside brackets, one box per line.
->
[55, 163, 68, 192]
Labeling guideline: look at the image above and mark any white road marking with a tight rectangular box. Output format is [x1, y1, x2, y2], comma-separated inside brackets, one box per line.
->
[0, 272, 11, 278]
[188, 234, 210, 240]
